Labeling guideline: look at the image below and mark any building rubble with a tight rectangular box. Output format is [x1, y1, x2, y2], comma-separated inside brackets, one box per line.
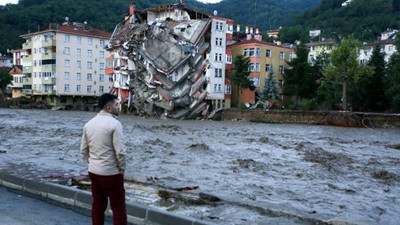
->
[107, 4, 212, 119]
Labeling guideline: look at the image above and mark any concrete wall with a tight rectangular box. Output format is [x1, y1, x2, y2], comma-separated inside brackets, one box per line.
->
[219, 109, 400, 129]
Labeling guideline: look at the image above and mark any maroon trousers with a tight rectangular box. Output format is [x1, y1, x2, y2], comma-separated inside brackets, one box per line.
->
[89, 172, 127, 225]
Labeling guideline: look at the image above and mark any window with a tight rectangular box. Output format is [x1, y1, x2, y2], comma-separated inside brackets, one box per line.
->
[289, 53, 293, 62]
[64, 34, 70, 42]
[64, 72, 70, 80]
[64, 59, 70, 67]
[226, 54, 232, 64]
[215, 68, 222, 78]
[100, 51, 105, 58]
[87, 50, 92, 57]
[77, 36, 81, 44]
[214, 84, 218, 92]
[99, 86, 104, 93]
[266, 49, 271, 57]
[100, 39, 105, 46]
[215, 38, 222, 46]
[77, 60, 81, 68]
[244, 48, 260, 57]
[63, 47, 70, 55]
[218, 84, 222, 92]
[388, 46, 393, 52]
[256, 48, 261, 57]
[100, 62, 105, 70]
[87, 85, 92, 93]
[87, 61, 92, 69]
[109, 76, 113, 82]
[215, 22, 220, 31]
[219, 53, 222, 62]
[76, 73, 81, 80]
[64, 84, 70, 92]
[280, 52, 285, 60]
[249, 63, 260, 72]
[88, 37, 93, 45]
[279, 65, 284, 74]
[87, 73, 92, 81]
[38, 72, 42, 78]
[279, 79, 283, 88]
[76, 85, 81, 92]
[266, 64, 271, 72]
[99, 74, 105, 81]
[215, 53, 218, 61]
[77, 48, 81, 56]
[34, 60, 37, 67]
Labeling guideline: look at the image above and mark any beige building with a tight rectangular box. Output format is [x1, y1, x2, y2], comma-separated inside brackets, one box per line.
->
[228, 38, 295, 106]
[8, 65, 24, 98]
[20, 21, 112, 106]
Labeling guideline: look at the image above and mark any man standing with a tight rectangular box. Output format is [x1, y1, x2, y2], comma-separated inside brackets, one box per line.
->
[80, 93, 127, 225]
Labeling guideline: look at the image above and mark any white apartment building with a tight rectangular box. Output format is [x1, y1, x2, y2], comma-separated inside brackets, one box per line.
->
[20, 21, 112, 106]
[307, 39, 337, 62]
[359, 30, 398, 64]
[206, 16, 233, 110]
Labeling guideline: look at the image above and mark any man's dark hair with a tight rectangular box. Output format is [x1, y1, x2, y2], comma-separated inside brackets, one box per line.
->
[98, 93, 117, 109]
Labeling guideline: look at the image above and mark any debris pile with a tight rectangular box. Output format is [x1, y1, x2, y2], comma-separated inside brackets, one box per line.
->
[107, 4, 212, 119]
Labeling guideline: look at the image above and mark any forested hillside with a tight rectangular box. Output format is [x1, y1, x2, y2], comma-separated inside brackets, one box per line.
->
[0, 0, 320, 53]
[294, 0, 400, 41]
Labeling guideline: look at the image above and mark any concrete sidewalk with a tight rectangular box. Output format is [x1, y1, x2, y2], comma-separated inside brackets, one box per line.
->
[0, 186, 112, 225]
[0, 172, 216, 225]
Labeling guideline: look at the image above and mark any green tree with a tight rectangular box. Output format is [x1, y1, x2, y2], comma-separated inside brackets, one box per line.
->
[278, 25, 309, 43]
[283, 43, 314, 105]
[230, 54, 254, 107]
[350, 45, 387, 112]
[322, 36, 373, 111]
[385, 35, 400, 112]
[0, 69, 13, 93]
[260, 65, 279, 102]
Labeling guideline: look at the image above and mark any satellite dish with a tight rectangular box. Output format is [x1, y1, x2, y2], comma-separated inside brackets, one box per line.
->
[84, 21, 87, 25]
[213, 10, 218, 16]
[65, 17, 69, 22]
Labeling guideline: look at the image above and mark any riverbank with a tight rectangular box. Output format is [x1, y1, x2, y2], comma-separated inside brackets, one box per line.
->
[217, 109, 400, 129]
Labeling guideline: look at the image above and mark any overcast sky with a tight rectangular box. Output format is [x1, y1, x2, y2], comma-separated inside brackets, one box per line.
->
[0, 0, 223, 5]
[0, 0, 18, 5]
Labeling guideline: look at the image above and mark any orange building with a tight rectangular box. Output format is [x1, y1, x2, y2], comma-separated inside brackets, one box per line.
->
[227, 38, 295, 107]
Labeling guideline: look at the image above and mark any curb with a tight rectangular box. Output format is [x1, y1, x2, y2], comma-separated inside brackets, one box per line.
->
[0, 172, 218, 225]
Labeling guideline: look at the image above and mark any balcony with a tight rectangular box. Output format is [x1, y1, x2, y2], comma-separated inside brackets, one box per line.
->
[41, 40, 56, 47]
[23, 42, 32, 49]
[41, 64, 56, 72]
[43, 90, 56, 95]
[22, 55, 32, 62]
[22, 89, 33, 95]
[41, 52, 56, 60]
[23, 66, 32, 73]
[22, 77, 32, 85]
[41, 77, 56, 85]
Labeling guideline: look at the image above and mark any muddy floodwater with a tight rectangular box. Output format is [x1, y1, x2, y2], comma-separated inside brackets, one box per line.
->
[1, 109, 400, 225]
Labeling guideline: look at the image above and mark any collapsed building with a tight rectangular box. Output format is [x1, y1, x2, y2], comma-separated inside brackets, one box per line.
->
[106, 3, 212, 119]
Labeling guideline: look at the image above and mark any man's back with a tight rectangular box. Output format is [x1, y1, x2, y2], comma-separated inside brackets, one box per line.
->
[81, 110, 125, 176]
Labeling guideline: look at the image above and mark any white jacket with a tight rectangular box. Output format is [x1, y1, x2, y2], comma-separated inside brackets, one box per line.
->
[80, 110, 126, 176]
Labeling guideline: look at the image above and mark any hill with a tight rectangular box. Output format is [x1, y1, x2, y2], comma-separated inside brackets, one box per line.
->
[295, 0, 400, 41]
[0, 0, 320, 53]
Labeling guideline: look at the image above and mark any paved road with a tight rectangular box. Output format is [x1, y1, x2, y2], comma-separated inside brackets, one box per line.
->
[0, 186, 111, 225]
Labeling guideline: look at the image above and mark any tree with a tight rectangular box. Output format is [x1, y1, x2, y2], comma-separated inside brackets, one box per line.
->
[230, 54, 255, 107]
[0, 69, 13, 93]
[260, 65, 279, 103]
[385, 35, 400, 112]
[350, 44, 387, 112]
[283, 43, 315, 105]
[322, 36, 373, 111]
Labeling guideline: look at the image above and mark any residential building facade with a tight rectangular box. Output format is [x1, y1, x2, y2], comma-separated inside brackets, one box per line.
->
[359, 29, 398, 64]
[8, 65, 24, 98]
[20, 21, 112, 106]
[227, 37, 295, 107]
[307, 39, 337, 62]
[205, 16, 233, 110]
